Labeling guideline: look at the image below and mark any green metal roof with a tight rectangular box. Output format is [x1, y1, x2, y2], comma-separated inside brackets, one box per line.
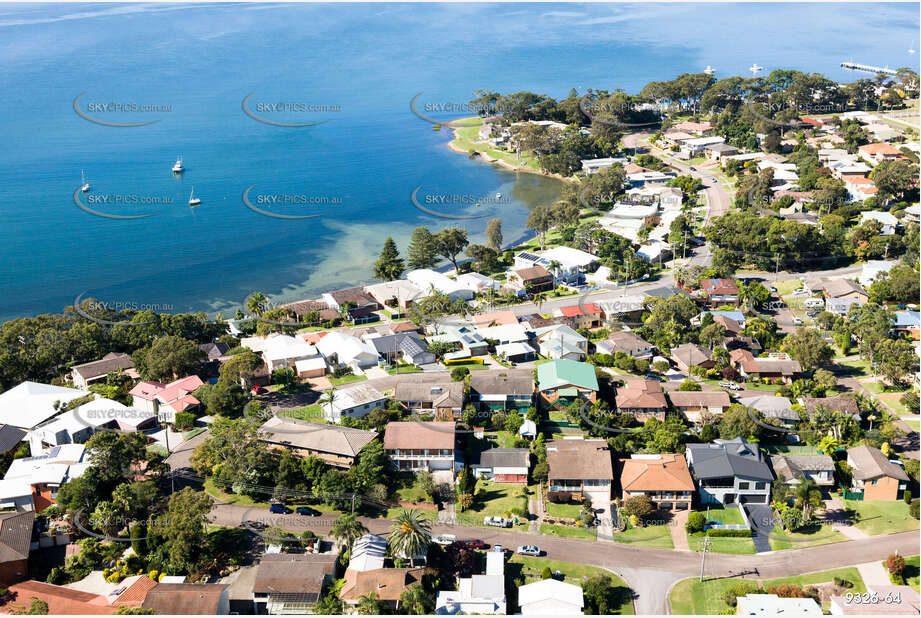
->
[557, 388, 578, 397]
[537, 359, 599, 392]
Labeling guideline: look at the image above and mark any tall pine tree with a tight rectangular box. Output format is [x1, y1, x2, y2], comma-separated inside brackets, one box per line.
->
[406, 226, 438, 270]
[373, 237, 404, 281]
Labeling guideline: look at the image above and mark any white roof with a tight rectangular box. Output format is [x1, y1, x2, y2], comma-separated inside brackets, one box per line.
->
[406, 269, 471, 296]
[771, 169, 799, 181]
[294, 357, 327, 372]
[349, 533, 387, 572]
[363, 279, 425, 303]
[0, 382, 90, 429]
[485, 551, 504, 576]
[596, 295, 646, 314]
[315, 331, 379, 365]
[328, 383, 387, 412]
[455, 272, 500, 291]
[533, 324, 587, 344]
[860, 211, 899, 226]
[261, 334, 318, 363]
[5, 444, 86, 486]
[0, 478, 32, 502]
[682, 136, 725, 147]
[609, 203, 658, 219]
[538, 246, 599, 270]
[859, 260, 897, 286]
[477, 323, 529, 343]
[736, 593, 821, 615]
[495, 342, 536, 357]
[518, 579, 584, 613]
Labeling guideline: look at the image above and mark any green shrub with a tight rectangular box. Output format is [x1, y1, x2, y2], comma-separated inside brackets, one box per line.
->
[686, 511, 706, 533]
[541, 566, 552, 580]
[174, 411, 196, 430]
[706, 528, 752, 538]
[833, 576, 853, 588]
[909, 499, 919, 520]
[451, 367, 470, 382]
[904, 489, 912, 505]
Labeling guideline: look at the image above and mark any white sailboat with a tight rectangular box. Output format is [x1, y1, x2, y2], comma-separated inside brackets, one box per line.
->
[749, 63, 763, 75]
[188, 186, 201, 206]
[172, 155, 185, 173]
[80, 170, 91, 192]
[704, 65, 715, 75]
[909, 40, 917, 54]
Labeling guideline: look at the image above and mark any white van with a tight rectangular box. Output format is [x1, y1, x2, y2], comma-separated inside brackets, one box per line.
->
[803, 298, 825, 309]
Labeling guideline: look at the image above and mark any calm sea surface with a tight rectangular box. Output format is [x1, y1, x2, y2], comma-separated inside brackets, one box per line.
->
[0, 2, 916, 320]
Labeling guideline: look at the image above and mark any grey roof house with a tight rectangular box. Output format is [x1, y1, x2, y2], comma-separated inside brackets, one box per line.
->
[685, 438, 774, 505]
[369, 332, 435, 366]
[471, 448, 530, 483]
[770, 454, 835, 487]
[739, 395, 799, 426]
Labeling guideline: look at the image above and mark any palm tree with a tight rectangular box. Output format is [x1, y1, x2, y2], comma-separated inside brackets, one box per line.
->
[330, 513, 368, 557]
[246, 292, 268, 316]
[399, 583, 434, 615]
[547, 260, 562, 284]
[318, 388, 337, 416]
[793, 476, 823, 521]
[388, 509, 431, 567]
[533, 291, 547, 315]
[356, 591, 384, 615]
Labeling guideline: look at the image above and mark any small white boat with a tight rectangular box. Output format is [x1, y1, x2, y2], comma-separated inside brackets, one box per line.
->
[749, 63, 763, 74]
[80, 170, 90, 193]
[188, 186, 201, 206]
[704, 65, 715, 75]
[909, 40, 917, 54]
[496, 192, 502, 199]
[172, 155, 185, 173]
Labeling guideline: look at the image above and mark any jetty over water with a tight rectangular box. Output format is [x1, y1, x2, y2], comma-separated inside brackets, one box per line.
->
[840, 61, 899, 76]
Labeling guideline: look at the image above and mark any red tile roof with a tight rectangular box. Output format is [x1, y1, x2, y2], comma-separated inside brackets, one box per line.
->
[559, 303, 600, 317]
[5, 581, 115, 615]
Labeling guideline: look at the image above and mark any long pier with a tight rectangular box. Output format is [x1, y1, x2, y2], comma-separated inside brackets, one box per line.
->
[840, 61, 899, 76]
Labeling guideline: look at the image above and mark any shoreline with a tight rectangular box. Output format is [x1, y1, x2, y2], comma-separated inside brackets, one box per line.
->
[447, 121, 574, 184]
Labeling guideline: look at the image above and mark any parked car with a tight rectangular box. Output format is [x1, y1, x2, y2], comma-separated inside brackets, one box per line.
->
[484, 516, 509, 528]
[295, 506, 321, 516]
[516, 545, 541, 556]
[462, 539, 488, 550]
[433, 534, 458, 546]
[769, 285, 777, 292]
[491, 544, 504, 553]
[792, 317, 804, 326]
[806, 310, 821, 317]
[269, 504, 291, 514]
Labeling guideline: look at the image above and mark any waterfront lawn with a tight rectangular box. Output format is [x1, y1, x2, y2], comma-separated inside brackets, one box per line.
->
[669, 567, 866, 615]
[610, 521, 674, 548]
[450, 121, 542, 171]
[768, 522, 847, 550]
[905, 555, 920, 592]
[506, 556, 634, 614]
[539, 522, 596, 540]
[328, 374, 367, 386]
[546, 501, 583, 519]
[845, 500, 920, 535]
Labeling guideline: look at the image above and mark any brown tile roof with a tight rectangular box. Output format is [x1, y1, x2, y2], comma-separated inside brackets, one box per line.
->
[701, 278, 739, 296]
[141, 583, 228, 615]
[254, 554, 337, 596]
[392, 322, 421, 333]
[821, 278, 866, 298]
[327, 287, 378, 307]
[847, 445, 909, 482]
[282, 299, 339, 321]
[546, 439, 613, 481]
[0, 510, 34, 563]
[6, 581, 115, 615]
[471, 311, 520, 328]
[71, 353, 135, 381]
[340, 567, 426, 602]
[394, 382, 464, 409]
[607, 331, 652, 355]
[666, 390, 731, 409]
[514, 266, 551, 282]
[712, 315, 741, 335]
[383, 422, 455, 450]
[619, 454, 695, 492]
[671, 343, 712, 368]
[615, 379, 667, 410]
[801, 396, 860, 417]
[730, 348, 758, 372]
[111, 576, 158, 607]
[468, 372, 535, 397]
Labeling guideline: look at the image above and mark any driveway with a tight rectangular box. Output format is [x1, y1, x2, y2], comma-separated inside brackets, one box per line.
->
[744, 503, 775, 553]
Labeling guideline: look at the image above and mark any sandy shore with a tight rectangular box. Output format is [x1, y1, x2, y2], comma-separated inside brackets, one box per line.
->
[447, 126, 573, 183]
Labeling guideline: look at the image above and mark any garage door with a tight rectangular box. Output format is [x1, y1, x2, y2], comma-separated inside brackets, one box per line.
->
[739, 494, 767, 504]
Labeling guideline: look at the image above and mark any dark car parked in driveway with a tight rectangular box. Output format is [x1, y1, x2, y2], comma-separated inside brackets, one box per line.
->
[269, 504, 291, 514]
[295, 506, 321, 516]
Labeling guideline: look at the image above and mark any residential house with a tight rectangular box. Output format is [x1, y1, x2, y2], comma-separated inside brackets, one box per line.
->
[517, 579, 584, 615]
[801, 396, 860, 421]
[383, 421, 456, 472]
[348, 534, 386, 572]
[69, 353, 136, 389]
[495, 341, 538, 363]
[253, 554, 337, 615]
[846, 445, 909, 500]
[830, 584, 920, 615]
[698, 310, 746, 327]
[547, 439, 613, 505]
[471, 311, 519, 329]
[615, 379, 668, 422]
[471, 448, 530, 483]
[845, 175, 878, 202]
[660, 130, 694, 147]
[730, 350, 803, 384]
[738, 395, 798, 427]
[29, 398, 156, 454]
[581, 157, 627, 174]
[4, 580, 118, 615]
[323, 384, 389, 422]
[314, 331, 380, 370]
[538, 246, 600, 285]
[829, 159, 872, 181]
[395, 381, 464, 419]
[321, 287, 380, 313]
[532, 324, 589, 361]
[367, 332, 435, 366]
[706, 142, 740, 162]
[667, 390, 731, 424]
[363, 280, 425, 311]
[713, 314, 742, 336]
[685, 438, 774, 505]
[859, 211, 900, 235]
[596, 331, 654, 359]
[142, 583, 230, 615]
[892, 310, 920, 339]
[536, 359, 599, 410]
[429, 321, 490, 359]
[701, 278, 740, 306]
[671, 343, 714, 374]
[256, 334, 322, 373]
[455, 272, 500, 294]
[0, 511, 33, 586]
[858, 142, 906, 166]
[858, 260, 897, 288]
[129, 375, 204, 424]
[618, 453, 694, 511]
[678, 136, 726, 158]
[435, 550, 506, 615]
[596, 296, 647, 324]
[555, 303, 602, 330]
[0, 382, 90, 432]
[825, 297, 864, 316]
[340, 567, 426, 611]
[815, 278, 869, 303]
[468, 372, 534, 413]
[0, 426, 25, 457]
[476, 323, 530, 347]
[770, 454, 835, 489]
[281, 299, 340, 324]
[0, 444, 87, 511]
[736, 593, 821, 616]
[507, 266, 554, 294]
[406, 269, 474, 301]
[259, 417, 378, 468]
[673, 120, 712, 135]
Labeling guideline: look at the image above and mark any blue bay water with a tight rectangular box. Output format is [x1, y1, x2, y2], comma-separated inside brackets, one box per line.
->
[0, 3, 917, 320]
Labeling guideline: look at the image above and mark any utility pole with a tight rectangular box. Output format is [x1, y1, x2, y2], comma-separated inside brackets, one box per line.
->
[698, 535, 712, 582]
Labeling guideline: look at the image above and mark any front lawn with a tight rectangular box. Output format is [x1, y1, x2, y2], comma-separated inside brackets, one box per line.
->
[699, 506, 745, 526]
[768, 523, 848, 550]
[280, 402, 325, 421]
[845, 500, 920, 535]
[386, 365, 423, 375]
[204, 477, 270, 508]
[609, 521, 674, 548]
[669, 566, 866, 614]
[546, 501, 583, 519]
[905, 419, 920, 431]
[328, 374, 367, 386]
[464, 480, 529, 522]
[539, 522, 597, 540]
[905, 555, 919, 592]
[507, 555, 634, 614]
